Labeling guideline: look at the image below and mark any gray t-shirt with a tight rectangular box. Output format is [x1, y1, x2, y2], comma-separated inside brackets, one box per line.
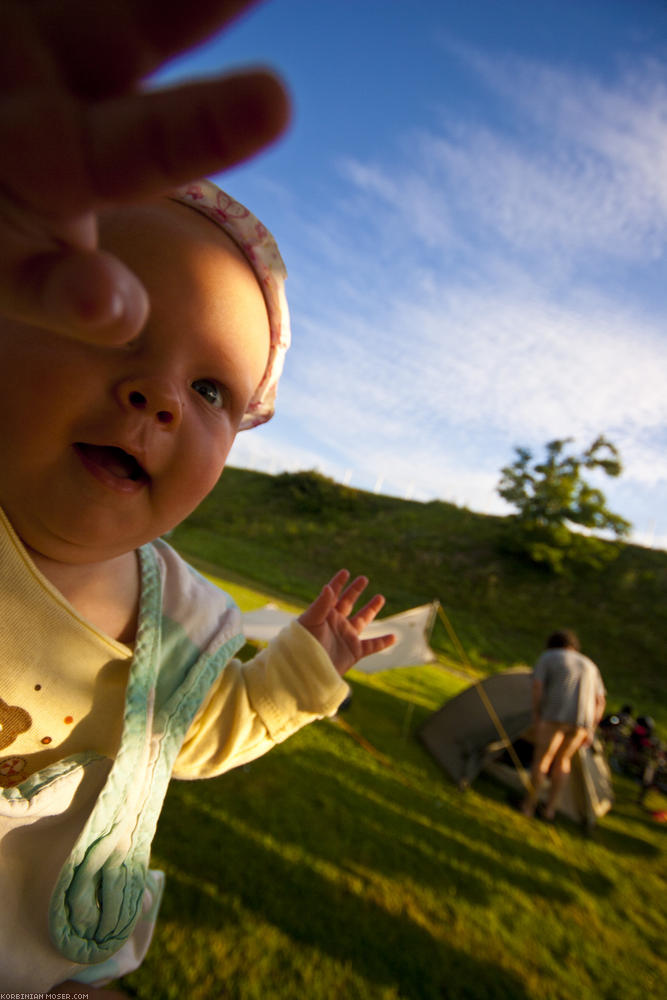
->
[533, 648, 605, 731]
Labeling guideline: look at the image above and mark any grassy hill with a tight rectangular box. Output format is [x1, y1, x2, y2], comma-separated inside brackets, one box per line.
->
[114, 473, 666, 998]
[169, 467, 666, 731]
[116, 564, 666, 1000]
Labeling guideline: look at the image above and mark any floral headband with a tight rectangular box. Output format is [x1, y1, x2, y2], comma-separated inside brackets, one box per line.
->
[168, 179, 290, 430]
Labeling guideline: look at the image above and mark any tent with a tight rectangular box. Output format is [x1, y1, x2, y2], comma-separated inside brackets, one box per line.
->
[242, 602, 438, 674]
[419, 668, 614, 827]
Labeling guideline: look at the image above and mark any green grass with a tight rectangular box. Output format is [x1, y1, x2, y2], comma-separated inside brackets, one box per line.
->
[116, 566, 667, 1000]
[169, 467, 667, 732]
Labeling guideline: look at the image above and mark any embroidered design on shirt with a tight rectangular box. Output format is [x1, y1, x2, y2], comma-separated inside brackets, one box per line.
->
[0, 755, 27, 787]
[0, 698, 32, 751]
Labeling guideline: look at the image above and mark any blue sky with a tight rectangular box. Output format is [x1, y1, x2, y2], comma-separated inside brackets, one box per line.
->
[155, 0, 667, 547]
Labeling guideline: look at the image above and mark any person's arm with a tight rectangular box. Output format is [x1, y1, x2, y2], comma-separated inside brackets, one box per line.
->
[581, 692, 607, 747]
[593, 691, 606, 730]
[0, 0, 289, 343]
[173, 571, 395, 779]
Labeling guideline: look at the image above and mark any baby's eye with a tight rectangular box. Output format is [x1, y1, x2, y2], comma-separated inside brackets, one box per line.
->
[191, 378, 225, 409]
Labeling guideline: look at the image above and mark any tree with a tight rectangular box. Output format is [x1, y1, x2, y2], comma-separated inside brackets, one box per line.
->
[497, 436, 631, 572]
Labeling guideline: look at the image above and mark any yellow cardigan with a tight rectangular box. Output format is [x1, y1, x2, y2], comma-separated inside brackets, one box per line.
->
[0, 509, 348, 989]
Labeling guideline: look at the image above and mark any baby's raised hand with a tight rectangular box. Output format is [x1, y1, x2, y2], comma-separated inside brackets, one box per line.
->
[298, 570, 396, 676]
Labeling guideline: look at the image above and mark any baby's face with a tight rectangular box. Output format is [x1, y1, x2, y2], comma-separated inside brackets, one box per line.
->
[0, 200, 270, 564]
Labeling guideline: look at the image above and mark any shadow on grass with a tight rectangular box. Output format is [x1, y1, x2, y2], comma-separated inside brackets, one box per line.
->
[588, 820, 662, 857]
[596, 774, 667, 846]
[153, 784, 533, 1000]
[136, 673, 646, 999]
[276, 748, 611, 902]
[337, 676, 656, 875]
[330, 683, 613, 897]
[475, 759, 662, 859]
[143, 718, 616, 1000]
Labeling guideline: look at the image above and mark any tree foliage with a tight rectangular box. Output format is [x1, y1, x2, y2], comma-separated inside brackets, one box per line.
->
[497, 436, 631, 572]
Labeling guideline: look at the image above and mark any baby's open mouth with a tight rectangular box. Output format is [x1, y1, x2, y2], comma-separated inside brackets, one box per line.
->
[74, 443, 149, 484]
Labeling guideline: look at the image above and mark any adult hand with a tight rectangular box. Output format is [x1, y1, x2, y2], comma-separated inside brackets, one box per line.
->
[0, 0, 289, 343]
[299, 570, 396, 676]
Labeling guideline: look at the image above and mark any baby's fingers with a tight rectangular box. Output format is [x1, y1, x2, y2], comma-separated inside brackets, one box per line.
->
[298, 584, 336, 630]
[325, 568, 351, 601]
[349, 593, 386, 631]
[335, 574, 369, 618]
[359, 633, 396, 659]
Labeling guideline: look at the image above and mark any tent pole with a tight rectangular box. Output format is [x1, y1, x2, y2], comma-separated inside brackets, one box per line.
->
[435, 603, 533, 793]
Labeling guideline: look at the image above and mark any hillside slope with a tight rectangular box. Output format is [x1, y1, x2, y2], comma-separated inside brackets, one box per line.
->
[169, 467, 666, 728]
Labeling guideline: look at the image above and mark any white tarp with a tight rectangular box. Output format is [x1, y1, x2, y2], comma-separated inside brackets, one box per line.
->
[242, 602, 438, 674]
[241, 604, 294, 641]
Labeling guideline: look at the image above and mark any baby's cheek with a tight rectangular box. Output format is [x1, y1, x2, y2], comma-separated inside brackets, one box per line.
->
[156, 464, 223, 533]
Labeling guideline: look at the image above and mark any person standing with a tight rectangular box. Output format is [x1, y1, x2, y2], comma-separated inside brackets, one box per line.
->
[521, 629, 606, 821]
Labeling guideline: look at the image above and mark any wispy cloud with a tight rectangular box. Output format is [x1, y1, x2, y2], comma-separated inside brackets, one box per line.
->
[235, 48, 667, 546]
[424, 45, 667, 262]
[271, 287, 667, 475]
[331, 53, 667, 288]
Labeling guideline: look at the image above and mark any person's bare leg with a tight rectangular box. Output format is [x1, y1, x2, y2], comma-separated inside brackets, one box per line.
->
[543, 765, 566, 820]
[521, 722, 564, 817]
[543, 727, 587, 820]
[522, 762, 546, 817]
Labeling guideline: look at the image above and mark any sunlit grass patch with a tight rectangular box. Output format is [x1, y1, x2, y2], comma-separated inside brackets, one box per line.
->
[118, 567, 665, 999]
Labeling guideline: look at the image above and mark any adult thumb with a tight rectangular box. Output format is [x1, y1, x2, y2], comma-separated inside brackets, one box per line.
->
[15, 247, 150, 344]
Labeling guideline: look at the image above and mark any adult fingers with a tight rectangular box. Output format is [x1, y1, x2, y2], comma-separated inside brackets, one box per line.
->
[0, 72, 288, 339]
[0, 186, 148, 342]
[18, 0, 266, 98]
[0, 72, 289, 217]
[10, 247, 150, 344]
[86, 72, 290, 202]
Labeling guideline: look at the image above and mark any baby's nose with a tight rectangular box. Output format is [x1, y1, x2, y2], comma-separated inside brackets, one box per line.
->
[118, 375, 183, 427]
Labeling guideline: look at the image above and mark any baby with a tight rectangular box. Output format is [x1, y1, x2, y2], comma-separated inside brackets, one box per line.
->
[0, 180, 394, 994]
